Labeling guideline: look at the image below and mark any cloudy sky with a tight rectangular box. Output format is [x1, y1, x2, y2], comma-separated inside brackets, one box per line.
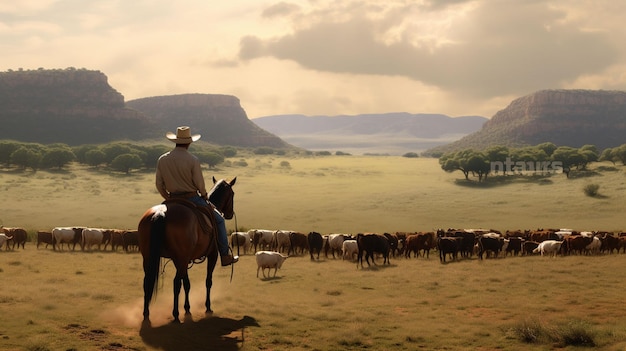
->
[2, 0, 625, 119]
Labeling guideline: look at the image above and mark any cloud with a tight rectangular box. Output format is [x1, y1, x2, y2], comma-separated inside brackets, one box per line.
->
[238, 1, 621, 100]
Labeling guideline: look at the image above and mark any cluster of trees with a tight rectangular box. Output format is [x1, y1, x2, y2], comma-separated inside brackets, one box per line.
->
[438, 142, 610, 181]
[0, 140, 238, 174]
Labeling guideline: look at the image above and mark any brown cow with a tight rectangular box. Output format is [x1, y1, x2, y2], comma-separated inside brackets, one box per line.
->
[599, 233, 620, 254]
[404, 232, 435, 258]
[1, 227, 28, 250]
[123, 230, 139, 252]
[288, 231, 308, 256]
[105, 229, 126, 251]
[564, 235, 593, 255]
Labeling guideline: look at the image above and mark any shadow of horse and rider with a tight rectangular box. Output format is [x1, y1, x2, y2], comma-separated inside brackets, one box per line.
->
[140, 315, 260, 351]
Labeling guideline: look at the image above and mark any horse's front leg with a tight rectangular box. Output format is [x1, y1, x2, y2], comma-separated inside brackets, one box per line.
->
[205, 252, 218, 314]
[172, 275, 182, 323]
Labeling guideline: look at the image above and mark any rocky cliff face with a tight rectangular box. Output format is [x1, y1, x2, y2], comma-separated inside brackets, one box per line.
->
[127, 94, 290, 148]
[0, 69, 290, 148]
[0, 68, 151, 144]
[426, 89, 626, 155]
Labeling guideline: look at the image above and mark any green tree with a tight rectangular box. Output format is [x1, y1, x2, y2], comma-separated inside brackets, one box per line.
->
[197, 151, 225, 169]
[253, 147, 275, 155]
[0, 141, 22, 166]
[484, 145, 509, 175]
[40, 147, 76, 169]
[535, 142, 558, 157]
[577, 144, 599, 169]
[552, 146, 583, 178]
[84, 149, 107, 168]
[599, 147, 617, 164]
[466, 153, 490, 181]
[402, 152, 419, 158]
[139, 144, 170, 169]
[220, 146, 237, 158]
[72, 144, 99, 164]
[101, 143, 133, 164]
[110, 153, 143, 174]
[10, 146, 42, 171]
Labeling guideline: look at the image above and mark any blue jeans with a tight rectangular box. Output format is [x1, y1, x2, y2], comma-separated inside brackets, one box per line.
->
[189, 195, 230, 257]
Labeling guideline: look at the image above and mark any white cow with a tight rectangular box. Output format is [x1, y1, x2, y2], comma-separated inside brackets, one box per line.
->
[82, 228, 105, 251]
[326, 233, 348, 258]
[273, 230, 293, 253]
[52, 227, 82, 251]
[342, 240, 358, 261]
[0, 233, 13, 250]
[256, 251, 288, 278]
[532, 240, 563, 257]
[250, 229, 274, 252]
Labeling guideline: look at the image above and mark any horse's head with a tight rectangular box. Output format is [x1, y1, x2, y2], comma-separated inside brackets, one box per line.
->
[208, 177, 237, 219]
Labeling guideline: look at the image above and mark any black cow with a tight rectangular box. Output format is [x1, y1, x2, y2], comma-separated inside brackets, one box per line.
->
[307, 231, 323, 260]
[477, 236, 504, 259]
[504, 237, 523, 256]
[383, 233, 399, 257]
[356, 233, 390, 268]
[437, 236, 459, 263]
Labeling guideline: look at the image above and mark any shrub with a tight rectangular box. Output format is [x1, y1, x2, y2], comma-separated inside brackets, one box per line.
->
[402, 152, 419, 158]
[583, 183, 600, 197]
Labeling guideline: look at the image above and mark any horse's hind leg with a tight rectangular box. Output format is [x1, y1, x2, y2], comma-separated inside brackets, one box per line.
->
[172, 274, 182, 323]
[183, 275, 191, 316]
[204, 251, 218, 315]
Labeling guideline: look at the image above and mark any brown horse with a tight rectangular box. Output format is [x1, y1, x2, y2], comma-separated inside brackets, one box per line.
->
[138, 177, 236, 323]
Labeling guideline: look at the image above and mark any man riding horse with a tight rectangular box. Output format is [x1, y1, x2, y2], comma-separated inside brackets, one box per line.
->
[155, 126, 238, 266]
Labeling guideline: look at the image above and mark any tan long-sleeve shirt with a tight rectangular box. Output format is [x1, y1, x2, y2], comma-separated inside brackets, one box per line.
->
[155, 146, 207, 199]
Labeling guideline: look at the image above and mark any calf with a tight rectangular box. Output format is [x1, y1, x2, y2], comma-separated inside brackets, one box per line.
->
[273, 230, 293, 253]
[255, 251, 288, 278]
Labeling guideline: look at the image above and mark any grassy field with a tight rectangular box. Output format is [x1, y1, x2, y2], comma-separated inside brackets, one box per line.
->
[2, 155, 626, 350]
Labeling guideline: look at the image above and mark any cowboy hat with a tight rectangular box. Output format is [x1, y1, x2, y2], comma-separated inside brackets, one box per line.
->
[166, 126, 201, 144]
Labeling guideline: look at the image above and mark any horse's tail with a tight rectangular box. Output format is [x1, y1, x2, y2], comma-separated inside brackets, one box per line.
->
[144, 214, 166, 303]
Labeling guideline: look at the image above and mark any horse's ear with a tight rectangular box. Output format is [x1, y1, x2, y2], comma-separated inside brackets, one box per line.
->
[230, 177, 237, 186]
[212, 176, 217, 184]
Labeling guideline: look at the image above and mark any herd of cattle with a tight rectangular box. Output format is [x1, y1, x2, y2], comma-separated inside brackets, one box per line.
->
[3, 226, 626, 269]
[0, 226, 139, 252]
[231, 227, 626, 267]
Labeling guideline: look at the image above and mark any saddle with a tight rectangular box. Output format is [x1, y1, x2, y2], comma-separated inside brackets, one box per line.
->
[162, 198, 217, 237]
